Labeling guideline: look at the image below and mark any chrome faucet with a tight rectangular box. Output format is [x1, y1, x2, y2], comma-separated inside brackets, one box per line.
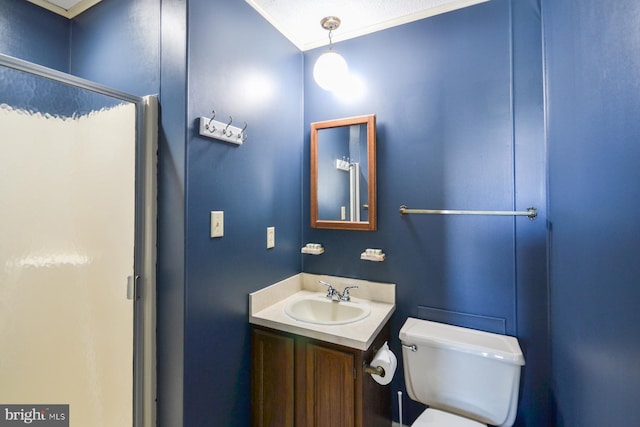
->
[340, 285, 358, 302]
[318, 281, 358, 302]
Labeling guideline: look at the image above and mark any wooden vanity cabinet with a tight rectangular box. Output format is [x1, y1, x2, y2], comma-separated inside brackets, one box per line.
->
[252, 327, 296, 426]
[251, 324, 391, 427]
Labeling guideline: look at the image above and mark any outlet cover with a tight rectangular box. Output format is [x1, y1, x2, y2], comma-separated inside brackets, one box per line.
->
[211, 211, 224, 238]
[267, 226, 275, 248]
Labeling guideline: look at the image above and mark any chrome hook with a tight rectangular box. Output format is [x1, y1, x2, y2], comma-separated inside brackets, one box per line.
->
[205, 110, 216, 133]
[224, 116, 233, 136]
[238, 121, 248, 142]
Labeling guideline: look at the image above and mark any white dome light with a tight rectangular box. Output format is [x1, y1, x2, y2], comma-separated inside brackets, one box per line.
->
[313, 50, 349, 91]
[313, 16, 349, 92]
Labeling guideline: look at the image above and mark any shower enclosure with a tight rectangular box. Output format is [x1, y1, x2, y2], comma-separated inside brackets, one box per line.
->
[0, 54, 156, 426]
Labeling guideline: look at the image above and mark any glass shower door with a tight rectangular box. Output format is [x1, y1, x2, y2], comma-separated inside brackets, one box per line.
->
[0, 61, 139, 426]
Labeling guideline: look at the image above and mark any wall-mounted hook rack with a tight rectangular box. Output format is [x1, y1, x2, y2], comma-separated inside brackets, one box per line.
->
[199, 110, 248, 145]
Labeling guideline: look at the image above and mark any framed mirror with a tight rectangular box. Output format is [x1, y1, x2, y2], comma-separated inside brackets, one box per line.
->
[310, 114, 376, 230]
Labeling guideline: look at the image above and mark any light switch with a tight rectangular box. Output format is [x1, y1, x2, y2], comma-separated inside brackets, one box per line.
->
[267, 226, 275, 249]
[211, 211, 224, 238]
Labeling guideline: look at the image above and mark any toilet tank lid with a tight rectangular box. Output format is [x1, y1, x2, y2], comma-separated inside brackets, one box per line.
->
[399, 317, 525, 366]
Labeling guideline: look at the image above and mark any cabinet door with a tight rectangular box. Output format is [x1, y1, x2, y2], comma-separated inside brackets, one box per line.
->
[305, 343, 355, 427]
[252, 328, 295, 427]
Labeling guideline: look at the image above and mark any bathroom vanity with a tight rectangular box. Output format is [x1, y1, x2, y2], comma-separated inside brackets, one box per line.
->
[249, 273, 395, 427]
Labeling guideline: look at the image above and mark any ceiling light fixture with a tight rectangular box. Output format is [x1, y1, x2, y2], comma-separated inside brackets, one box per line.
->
[313, 16, 349, 91]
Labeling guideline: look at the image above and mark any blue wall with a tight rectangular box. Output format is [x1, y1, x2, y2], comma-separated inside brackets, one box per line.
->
[543, 0, 640, 425]
[157, 0, 187, 424]
[0, 0, 69, 71]
[303, 1, 548, 425]
[184, 0, 303, 425]
[69, 0, 160, 97]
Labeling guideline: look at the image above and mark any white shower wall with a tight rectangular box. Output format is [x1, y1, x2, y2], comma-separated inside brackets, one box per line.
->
[0, 103, 136, 426]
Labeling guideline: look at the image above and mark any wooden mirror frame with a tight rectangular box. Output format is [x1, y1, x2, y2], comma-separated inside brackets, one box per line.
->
[310, 114, 376, 230]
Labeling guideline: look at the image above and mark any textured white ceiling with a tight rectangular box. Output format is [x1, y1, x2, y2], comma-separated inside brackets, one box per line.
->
[60, 0, 84, 7]
[246, 0, 489, 51]
[27, 0, 488, 47]
[26, 0, 101, 18]
[46, 0, 80, 8]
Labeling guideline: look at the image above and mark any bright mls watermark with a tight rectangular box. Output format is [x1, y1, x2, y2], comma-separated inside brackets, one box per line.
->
[0, 405, 68, 426]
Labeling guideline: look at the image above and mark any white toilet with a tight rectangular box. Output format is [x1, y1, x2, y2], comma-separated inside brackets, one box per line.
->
[399, 317, 525, 427]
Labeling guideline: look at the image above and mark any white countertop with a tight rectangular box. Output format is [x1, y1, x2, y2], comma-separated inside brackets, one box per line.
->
[249, 273, 396, 350]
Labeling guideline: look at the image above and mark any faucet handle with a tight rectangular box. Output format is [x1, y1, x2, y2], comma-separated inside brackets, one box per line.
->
[340, 285, 358, 301]
[318, 280, 337, 298]
[318, 280, 333, 290]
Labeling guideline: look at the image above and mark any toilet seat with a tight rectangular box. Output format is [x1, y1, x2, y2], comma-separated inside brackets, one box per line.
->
[412, 408, 486, 427]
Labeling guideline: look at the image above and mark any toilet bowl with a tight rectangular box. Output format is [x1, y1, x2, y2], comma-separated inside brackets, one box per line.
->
[399, 317, 525, 427]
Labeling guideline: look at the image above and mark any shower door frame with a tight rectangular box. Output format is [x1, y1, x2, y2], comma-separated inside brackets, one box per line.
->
[0, 53, 157, 427]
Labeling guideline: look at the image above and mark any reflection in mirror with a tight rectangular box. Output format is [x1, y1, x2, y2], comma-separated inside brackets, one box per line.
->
[317, 124, 368, 222]
[311, 114, 376, 230]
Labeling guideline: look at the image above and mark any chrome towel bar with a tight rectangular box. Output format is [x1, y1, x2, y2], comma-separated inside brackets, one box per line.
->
[399, 205, 537, 220]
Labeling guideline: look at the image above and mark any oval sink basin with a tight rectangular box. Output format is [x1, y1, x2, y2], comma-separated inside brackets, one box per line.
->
[284, 295, 371, 325]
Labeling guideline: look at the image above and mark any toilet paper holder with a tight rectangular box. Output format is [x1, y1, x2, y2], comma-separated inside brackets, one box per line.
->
[365, 340, 397, 385]
[363, 363, 385, 377]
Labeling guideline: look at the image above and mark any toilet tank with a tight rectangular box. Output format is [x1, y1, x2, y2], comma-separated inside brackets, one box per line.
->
[399, 318, 525, 427]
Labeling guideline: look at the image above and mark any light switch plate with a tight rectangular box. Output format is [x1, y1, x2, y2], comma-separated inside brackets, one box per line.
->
[211, 211, 224, 238]
[267, 226, 275, 248]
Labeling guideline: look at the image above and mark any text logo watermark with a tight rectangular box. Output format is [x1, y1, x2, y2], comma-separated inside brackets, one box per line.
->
[0, 405, 68, 426]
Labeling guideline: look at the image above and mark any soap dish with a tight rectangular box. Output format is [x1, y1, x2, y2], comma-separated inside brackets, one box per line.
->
[361, 248, 385, 262]
[301, 243, 324, 255]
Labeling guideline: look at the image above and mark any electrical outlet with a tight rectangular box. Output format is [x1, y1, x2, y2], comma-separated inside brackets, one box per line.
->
[267, 226, 275, 249]
[210, 211, 224, 238]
